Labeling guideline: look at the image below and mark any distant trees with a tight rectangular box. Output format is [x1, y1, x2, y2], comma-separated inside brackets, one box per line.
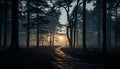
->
[0, 0, 11, 48]
[30, 0, 50, 47]
[0, 0, 119, 51]
[114, 0, 120, 47]
[91, 0, 120, 52]
[19, 0, 62, 47]
[92, 0, 102, 48]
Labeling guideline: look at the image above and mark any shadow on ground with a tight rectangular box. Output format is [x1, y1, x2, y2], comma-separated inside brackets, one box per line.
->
[0, 46, 57, 69]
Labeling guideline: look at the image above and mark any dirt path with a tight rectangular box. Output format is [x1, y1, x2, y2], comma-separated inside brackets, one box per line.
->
[52, 46, 115, 69]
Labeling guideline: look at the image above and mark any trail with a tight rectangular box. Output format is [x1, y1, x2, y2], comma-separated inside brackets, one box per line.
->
[52, 46, 113, 69]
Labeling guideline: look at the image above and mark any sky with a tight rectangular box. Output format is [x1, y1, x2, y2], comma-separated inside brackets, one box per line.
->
[59, 2, 95, 25]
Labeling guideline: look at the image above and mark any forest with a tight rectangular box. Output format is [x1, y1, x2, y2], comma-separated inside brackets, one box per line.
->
[0, 0, 120, 69]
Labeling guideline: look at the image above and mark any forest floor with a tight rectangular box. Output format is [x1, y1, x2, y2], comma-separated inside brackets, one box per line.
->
[61, 47, 120, 69]
[0, 46, 57, 69]
[0, 46, 120, 69]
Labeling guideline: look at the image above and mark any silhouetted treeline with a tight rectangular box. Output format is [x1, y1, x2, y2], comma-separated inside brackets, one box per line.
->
[0, 0, 120, 54]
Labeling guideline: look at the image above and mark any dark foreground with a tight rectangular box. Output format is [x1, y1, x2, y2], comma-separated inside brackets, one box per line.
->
[0, 46, 120, 69]
[0, 47, 56, 69]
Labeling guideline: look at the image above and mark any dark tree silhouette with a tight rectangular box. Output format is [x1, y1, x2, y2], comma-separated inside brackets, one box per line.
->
[102, 0, 107, 54]
[9, 0, 19, 48]
[55, 0, 83, 48]
[27, 0, 30, 48]
[107, 1, 112, 48]
[83, 0, 87, 50]
[54, 0, 73, 48]
[93, 0, 102, 48]
[0, 1, 3, 47]
[0, 20, 2, 47]
[36, 1, 39, 47]
[115, 1, 118, 47]
[72, 0, 80, 48]
[3, 0, 8, 48]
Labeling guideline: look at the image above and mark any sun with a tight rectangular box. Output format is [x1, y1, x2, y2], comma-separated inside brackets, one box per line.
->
[58, 36, 64, 41]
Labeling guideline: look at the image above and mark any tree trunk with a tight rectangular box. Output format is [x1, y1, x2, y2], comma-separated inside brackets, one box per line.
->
[83, 0, 87, 50]
[115, 3, 118, 48]
[27, 0, 30, 48]
[70, 26, 73, 48]
[0, 1, 3, 47]
[73, 0, 80, 48]
[107, 5, 112, 48]
[102, 0, 107, 54]
[52, 29, 54, 46]
[66, 26, 71, 47]
[36, 2, 39, 47]
[3, 0, 8, 48]
[66, 7, 72, 48]
[9, 0, 19, 48]
[49, 31, 52, 46]
[0, 20, 2, 47]
[109, 6, 111, 47]
[97, 18, 101, 48]
[76, 25, 79, 48]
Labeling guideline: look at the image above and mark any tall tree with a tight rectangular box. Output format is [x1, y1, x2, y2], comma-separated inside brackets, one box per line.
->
[83, 0, 87, 50]
[9, 0, 19, 48]
[107, 1, 112, 48]
[29, 0, 50, 47]
[0, 0, 4, 47]
[27, 0, 30, 48]
[93, 0, 102, 48]
[36, 1, 39, 47]
[3, 0, 8, 48]
[102, 0, 107, 54]
[115, 0, 118, 48]
[72, 0, 80, 48]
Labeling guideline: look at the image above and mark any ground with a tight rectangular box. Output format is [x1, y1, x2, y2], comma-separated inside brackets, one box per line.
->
[0, 46, 120, 69]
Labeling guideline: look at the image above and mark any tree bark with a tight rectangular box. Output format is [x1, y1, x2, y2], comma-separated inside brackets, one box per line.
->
[115, 3, 118, 48]
[97, 17, 101, 48]
[0, 1, 3, 47]
[65, 6, 72, 48]
[9, 0, 19, 48]
[73, 0, 80, 48]
[83, 0, 87, 50]
[102, 0, 107, 54]
[3, 0, 8, 48]
[36, 2, 39, 47]
[107, 4, 112, 48]
[27, 0, 30, 48]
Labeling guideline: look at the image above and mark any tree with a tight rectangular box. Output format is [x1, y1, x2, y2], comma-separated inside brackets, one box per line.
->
[9, 0, 19, 48]
[0, 0, 4, 47]
[106, 0, 114, 48]
[114, 0, 119, 47]
[55, 0, 82, 48]
[83, 0, 87, 50]
[28, 0, 50, 47]
[27, 0, 30, 48]
[92, 0, 102, 48]
[102, 0, 107, 54]
[71, 0, 81, 48]
[36, 1, 39, 47]
[3, 0, 8, 48]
